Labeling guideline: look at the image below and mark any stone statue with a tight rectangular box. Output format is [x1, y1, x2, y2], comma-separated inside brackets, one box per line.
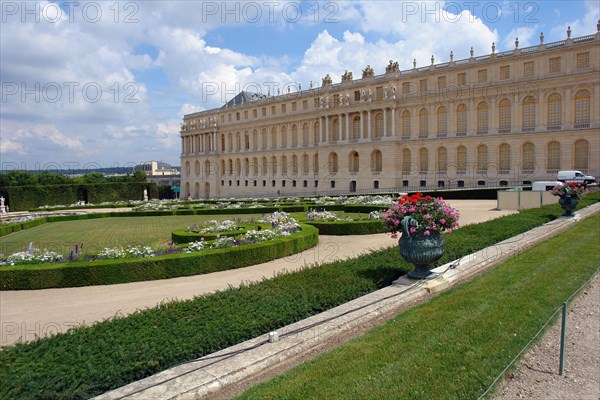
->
[345, 92, 350, 105]
[368, 89, 373, 101]
[385, 60, 399, 73]
[362, 65, 374, 79]
[360, 89, 365, 101]
[341, 70, 353, 82]
[391, 84, 396, 99]
[143, 189, 148, 202]
[322, 74, 333, 87]
[0, 196, 5, 213]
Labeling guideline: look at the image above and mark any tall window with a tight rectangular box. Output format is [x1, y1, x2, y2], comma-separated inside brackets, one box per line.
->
[547, 93, 562, 129]
[313, 154, 319, 174]
[291, 125, 298, 147]
[574, 89, 590, 128]
[302, 123, 309, 146]
[313, 121, 320, 143]
[281, 155, 287, 174]
[437, 106, 447, 135]
[331, 118, 339, 142]
[457, 72, 466, 86]
[262, 157, 268, 175]
[349, 151, 360, 173]
[420, 79, 428, 92]
[522, 96, 536, 131]
[302, 154, 309, 174]
[402, 149, 411, 174]
[477, 145, 488, 172]
[352, 116, 361, 140]
[457, 104, 467, 135]
[477, 101, 489, 133]
[271, 127, 277, 148]
[437, 147, 447, 172]
[371, 150, 383, 172]
[328, 152, 338, 173]
[419, 108, 429, 136]
[522, 142, 535, 172]
[457, 146, 467, 174]
[261, 129, 267, 149]
[574, 140, 589, 171]
[375, 112, 384, 138]
[499, 143, 511, 172]
[437, 76, 446, 89]
[477, 69, 487, 83]
[547, 141, 561, 172]
[271, 156, 277, 174]
[499, 99, 511, 132]
[419, 148, 428, 173]
[402, 110, 411, 138]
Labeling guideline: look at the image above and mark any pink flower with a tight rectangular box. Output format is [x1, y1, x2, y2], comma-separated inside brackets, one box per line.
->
[423, 214, 431, 219]
[424, 230, 430, 236]
[439, 218, 446, 224]
[409, 227, 417, 234]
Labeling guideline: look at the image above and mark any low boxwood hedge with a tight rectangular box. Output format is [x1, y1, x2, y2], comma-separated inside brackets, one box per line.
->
[0, 224, 319, 290]
[306, 220, 387, 235]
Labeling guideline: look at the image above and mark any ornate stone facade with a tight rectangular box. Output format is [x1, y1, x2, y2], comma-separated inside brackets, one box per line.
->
[181, 28, 600, 199]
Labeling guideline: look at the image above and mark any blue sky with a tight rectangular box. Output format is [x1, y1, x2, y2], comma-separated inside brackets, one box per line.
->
[1, 0, 598, 170]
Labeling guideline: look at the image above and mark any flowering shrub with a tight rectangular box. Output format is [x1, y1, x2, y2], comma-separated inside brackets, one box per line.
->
[369, 210, 382, 220]
[259, 212, 301, 234]
[550, 183, 589, 198]
[243, 229, 278, 243]
[194, 220, 241, 233]
[97, 245, 155, 260]
[381, 193, 460, 238]
[306, 209, 351, 222]
[210, 236, 236, 249]
[1, 249, 64, 266]
[186, 240, 207, 253]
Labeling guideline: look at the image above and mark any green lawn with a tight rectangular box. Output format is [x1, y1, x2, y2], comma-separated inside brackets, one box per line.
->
[0, 214, 265, 255]
[237, 213, 600, 400]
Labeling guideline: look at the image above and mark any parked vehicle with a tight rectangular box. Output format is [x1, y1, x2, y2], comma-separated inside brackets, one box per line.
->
[557, 170, 596, 185]
[532, 181, 562, 191]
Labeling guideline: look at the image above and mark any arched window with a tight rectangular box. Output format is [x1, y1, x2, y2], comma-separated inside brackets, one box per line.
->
[313, 154, 319, 174]
[281, 126, 288, 148]
[235, 159, 241, 175]
[252, 157, 258, 175]
[547, 93, 562, 129]
[371, 150, 383, 172]
[401, 110, 411, 138]
[302, 154, 309, 174]
[262, 157, 268, 175]
[194, 160, 201, 176]
[244, 132, 250, 150]
[477, 145, 488, 172]
[271, 156, 278, 174]
[547, 141, 561, 172]
[220, 160, 225, 176]
[437, 106, 447, 135]
[243, 158, 250, 175]
[349, 151, 360, 172]
[204, 160, 211, 177]
[419, 148, 428, 173]
[228, 159, 233, 174]
[437, 147, 447, 172]
[261, 129, 267, 149]
[252, 130, 258, 150]
[499, 99, 511, 132]
[522, 142, 535, 172]
[291, 154, 298, 174]
[574, 139, 589, 171]
[220, 134, 226, 151]
[402, 148, 411, 174]
[328, 152, 338, 173]
[270, 127, 277, 149]
[574, 89, 591, 128]
[419, 108, 429, 136]
[313, 121, 320, 143]
[522, 96, 536, 131]
[235, 132, 241, 151]
[352, 116, 361, 140]
[375, 112, 384, 138]
[302, 123, 309, 146]
[455, 146, 466, 174]
[291, 124, 298, 147]
[331, 118, 339, 142]
[499, 143, 511, 172]
[281, 155, 288, 174]
[228, 133, 233, 151]
[477, 101, 489, 133]
[456, 104, 467, 135]
[185, 161, 191, 176]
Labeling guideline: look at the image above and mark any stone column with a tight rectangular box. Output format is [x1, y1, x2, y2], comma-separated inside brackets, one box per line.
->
[345, 113, 350, 141]
[391, 106, 396, 136]
[383, 108, 387, 137]
[338, 113, 343, 141]
[367, 110, 372, 139]
[325, 115, 330, 142]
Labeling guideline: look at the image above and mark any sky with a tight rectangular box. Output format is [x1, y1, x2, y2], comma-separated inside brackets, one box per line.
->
[1, 0, 598, 171]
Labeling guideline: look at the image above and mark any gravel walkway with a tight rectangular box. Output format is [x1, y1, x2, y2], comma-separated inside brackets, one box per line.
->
[493, 272, 600, 400]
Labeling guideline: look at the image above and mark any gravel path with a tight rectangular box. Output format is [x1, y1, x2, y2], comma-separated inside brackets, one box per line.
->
[493, 272, 600, 400]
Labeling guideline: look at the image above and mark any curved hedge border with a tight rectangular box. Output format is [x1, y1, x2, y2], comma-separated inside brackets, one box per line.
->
[171, 223, 270, 244]
[0, 224, 319, 290]
[305, 219, 387, 235]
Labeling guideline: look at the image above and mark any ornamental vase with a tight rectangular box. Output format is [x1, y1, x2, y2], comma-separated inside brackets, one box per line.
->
[558, 194, 579, 217]
[399, 216, 445, 280]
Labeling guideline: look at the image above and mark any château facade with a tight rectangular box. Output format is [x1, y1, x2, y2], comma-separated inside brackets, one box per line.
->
[181, 26, 600, 199]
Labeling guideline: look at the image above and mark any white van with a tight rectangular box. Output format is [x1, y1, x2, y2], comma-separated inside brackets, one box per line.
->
[532, 181, 561, 191]
[557, 170, 596, 185]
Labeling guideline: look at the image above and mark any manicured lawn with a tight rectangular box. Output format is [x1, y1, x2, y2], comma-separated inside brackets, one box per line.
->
[237, 213, 600, 400]
[0, 214, 265, 255]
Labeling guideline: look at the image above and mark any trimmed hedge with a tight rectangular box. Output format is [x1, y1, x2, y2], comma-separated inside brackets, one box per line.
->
[306, 220, 387, 235]
[0, 224, 319, 290]
[171, 226, 252, 244]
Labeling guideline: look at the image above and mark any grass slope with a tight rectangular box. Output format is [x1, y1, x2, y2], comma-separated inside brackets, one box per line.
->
[238, 213, 600, 400]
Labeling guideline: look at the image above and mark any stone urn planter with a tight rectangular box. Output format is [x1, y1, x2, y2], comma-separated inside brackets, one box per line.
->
[399, 216, 445, 279]
[558, 194, 579, 217]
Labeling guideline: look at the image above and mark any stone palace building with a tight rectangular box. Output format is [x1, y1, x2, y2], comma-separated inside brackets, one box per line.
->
[180, 26, 600, 199]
